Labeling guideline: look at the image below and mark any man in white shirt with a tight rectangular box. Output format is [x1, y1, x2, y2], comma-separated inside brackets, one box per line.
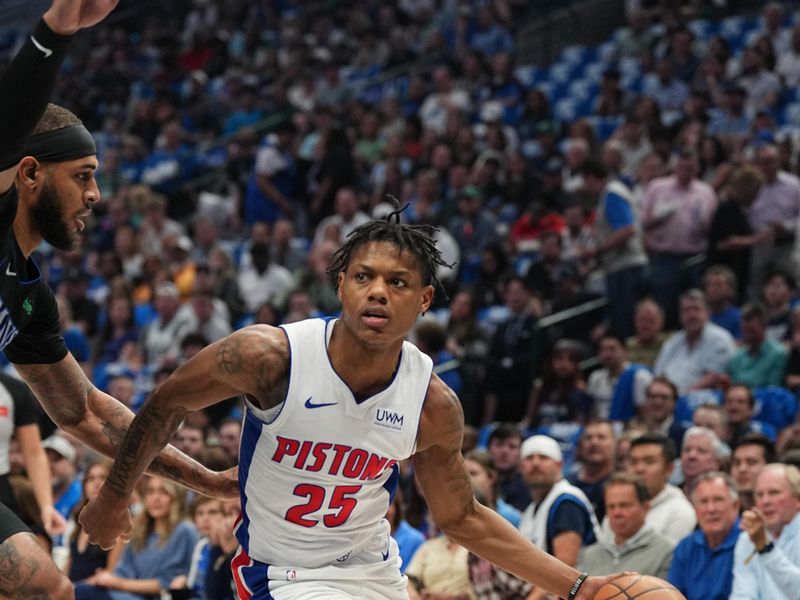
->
[654, 289, 735, 393]
[313, 187, 370, 247]
[236, 242, 293, 313]
[626, 433, 696, 544]
[732, 464, 800, 599]
[417, 66, 471, 135]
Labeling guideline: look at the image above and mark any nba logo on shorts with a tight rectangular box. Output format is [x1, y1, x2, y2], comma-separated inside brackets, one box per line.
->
[285, 570, 297, 581]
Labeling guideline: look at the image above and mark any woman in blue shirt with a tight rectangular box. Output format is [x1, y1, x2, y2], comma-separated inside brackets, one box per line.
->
[75, 476, 197, 600]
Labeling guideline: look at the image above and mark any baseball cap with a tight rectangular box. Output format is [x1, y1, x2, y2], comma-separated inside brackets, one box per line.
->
[521, 435, 563, 462]
[42, 436, 76, 464]
[154, 282, 180, 298]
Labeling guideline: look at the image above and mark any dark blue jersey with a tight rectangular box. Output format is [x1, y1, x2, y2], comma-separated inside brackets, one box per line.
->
[0, 187, 67, 365]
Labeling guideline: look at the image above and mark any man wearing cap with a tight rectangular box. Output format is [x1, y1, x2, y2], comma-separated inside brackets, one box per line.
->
[519, 435, 600, 570]
[42, 435, 81, 520]
[0, 1, 236, 595]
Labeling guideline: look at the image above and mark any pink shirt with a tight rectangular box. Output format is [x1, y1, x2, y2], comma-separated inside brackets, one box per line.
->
[642, 176, 717, 254]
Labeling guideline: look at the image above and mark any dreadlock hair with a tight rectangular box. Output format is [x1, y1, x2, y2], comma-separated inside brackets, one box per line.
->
[327, 195, 453, 296]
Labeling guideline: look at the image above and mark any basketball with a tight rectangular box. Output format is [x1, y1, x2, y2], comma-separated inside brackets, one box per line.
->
[594, 575, 686, 599]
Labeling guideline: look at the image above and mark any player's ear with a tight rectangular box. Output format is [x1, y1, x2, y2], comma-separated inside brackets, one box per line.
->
[419, 285, 434, 315]
[17, 157, 41, 190]
[337, 271, 345, 301]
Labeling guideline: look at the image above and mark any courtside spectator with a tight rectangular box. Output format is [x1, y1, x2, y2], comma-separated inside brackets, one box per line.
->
[567, 421, 617, 522]
[579, 473, 673, 579]
[731, 433, 776, 512]
[731, 464, 800, 600]
[487, 424, 531, 512]
[627, 433, 696, 544]
[669, 472, 741, 600]
[519, 436, 600, 566]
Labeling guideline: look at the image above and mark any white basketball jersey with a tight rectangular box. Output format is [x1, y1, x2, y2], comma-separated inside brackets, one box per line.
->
[235, 318, 433, 568]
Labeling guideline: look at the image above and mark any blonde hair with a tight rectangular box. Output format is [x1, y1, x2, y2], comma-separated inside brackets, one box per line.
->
[131, 477, 186, 551]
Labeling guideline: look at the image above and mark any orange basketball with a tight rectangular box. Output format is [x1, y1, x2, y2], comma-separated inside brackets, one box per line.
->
[594, 575, 686, 600]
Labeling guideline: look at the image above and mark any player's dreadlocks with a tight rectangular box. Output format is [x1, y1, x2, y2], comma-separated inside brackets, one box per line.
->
[327, 196, 453, 295]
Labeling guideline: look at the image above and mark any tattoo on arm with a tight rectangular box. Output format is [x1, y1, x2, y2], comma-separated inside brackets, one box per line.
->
[0, 533, 51, 599]
[215, 336, 243, 375]
[215, 328, 286, 398]
[105, 398, 190, 495]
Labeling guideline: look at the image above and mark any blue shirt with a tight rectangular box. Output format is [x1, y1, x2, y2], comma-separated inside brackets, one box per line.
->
[710, 305, 741, 339]
[55, 479, 82, 519]
[497, 498, 521, 528]
[668, 519, 740, 600]
[110, 521, 198, 600]
[393, 520, 425, 573]
[604, 189, 635, 230]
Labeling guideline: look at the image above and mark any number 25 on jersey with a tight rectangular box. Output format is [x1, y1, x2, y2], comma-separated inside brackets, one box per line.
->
[285, 484, 362, 528]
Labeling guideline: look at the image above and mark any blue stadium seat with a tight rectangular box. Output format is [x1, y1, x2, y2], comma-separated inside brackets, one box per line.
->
[779, 103, 800, 126]
[618, 57, 641, 77]
[535, 81, 556, 101]
[720, 15, 746, 38]
[598, 40, 616, 63]
[687, 19, 711, 40]
[515, 65, 542, 88]
[555, 98, 579, 122]
[568, 78, 596, 102]
[582, 61, 607, 82]
[549, 62, 578, 84]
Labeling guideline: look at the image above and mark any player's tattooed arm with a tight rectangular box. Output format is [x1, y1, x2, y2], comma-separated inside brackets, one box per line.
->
[413, 375, 476, 530]
[212, 325, 290, 407]
[15, 353, 236, 498]
[99, 325, 289, 499]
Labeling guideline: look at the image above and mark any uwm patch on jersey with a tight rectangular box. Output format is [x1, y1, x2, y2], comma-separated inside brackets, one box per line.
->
[235, 318, 432, 569]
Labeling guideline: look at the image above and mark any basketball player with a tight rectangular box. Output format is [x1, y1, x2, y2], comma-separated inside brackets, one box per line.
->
[0, 1, 236, 597]
[83, 211, 626, 599]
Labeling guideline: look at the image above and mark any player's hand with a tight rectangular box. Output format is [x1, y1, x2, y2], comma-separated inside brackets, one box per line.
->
[209, 466, 240, 499]
[78, 488, 132, 550]
[43, 0, 120, 36]
[41, 504, 67, 536]
[574, 573, 636, 600]
[741, 507, 769, 550]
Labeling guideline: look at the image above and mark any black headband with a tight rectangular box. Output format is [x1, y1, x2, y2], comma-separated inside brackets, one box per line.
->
[23, 124, 96, 163]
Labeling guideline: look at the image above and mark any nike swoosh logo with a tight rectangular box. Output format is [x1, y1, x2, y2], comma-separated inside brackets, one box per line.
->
[5, 265, 15, 277]
[31, 36, 53, 58]
[304, 397, 337, 409]
[381, 536, 391, 561]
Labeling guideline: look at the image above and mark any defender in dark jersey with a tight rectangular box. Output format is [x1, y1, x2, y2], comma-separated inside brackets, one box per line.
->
[0, 1, 236, 597]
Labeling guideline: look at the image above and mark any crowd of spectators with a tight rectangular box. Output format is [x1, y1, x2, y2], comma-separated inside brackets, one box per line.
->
[3, 0, 800, 597]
